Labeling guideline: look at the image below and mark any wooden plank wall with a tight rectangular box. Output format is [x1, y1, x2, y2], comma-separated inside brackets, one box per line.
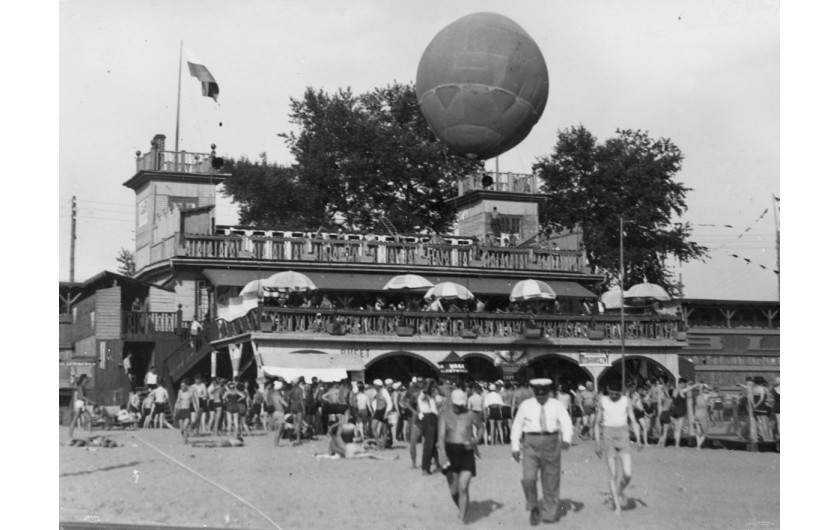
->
[95, 285, 122, 340]
[148, 286, 176, 312]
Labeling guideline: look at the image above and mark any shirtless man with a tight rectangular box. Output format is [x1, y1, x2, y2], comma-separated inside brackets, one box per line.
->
[594, 381, 642, 514]
[693, 384, 717, 450]
[174, 378, 198, 444]
[150, 383, 174, 429]
[191, 374, 209, 434]
[437, 389, 481, 524]
[315, 421, 399, 461]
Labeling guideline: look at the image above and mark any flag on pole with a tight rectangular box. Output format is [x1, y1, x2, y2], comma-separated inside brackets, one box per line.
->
[187, 61, 219, 101]
[183, 47, 219, 102]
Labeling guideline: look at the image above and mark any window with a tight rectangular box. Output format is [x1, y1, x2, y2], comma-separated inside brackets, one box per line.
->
[168, 196, 199, 210]
[500, 215, 522, 236]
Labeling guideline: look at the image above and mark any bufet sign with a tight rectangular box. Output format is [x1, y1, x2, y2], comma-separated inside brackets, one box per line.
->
[579, 352, 609, 367]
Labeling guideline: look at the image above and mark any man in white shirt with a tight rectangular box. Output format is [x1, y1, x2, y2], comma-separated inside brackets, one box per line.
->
[511, 379, 574, 526]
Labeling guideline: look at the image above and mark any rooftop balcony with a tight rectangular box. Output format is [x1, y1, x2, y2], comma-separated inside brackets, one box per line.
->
[134, 148, 222, 175]
[214, 307, 681, 344]
[163, 233, 587, 273]
[458, 172, 541, 196]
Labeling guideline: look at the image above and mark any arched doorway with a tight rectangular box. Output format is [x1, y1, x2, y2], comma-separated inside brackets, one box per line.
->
[364, 351, 438, 383]
[525, 354, 592, 391]
[597, 356, 675, 389]
[463, 354, 501, 382]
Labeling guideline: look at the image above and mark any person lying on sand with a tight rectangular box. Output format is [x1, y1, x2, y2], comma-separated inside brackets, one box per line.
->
[315, 422, 399, 461]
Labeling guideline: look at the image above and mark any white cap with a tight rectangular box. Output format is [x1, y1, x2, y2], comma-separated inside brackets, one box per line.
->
[392, 382, 402, 389]
[384, 378, 393, 385]
[373, 379, 383, 386]
[489, 384, 497, 391]
[450, 389, 468, 406]
[530, 378, 552, 387]
[273, 381, 283, 390]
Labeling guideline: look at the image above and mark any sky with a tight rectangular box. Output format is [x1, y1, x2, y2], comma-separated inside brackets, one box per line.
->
[58, 0, 780, 301]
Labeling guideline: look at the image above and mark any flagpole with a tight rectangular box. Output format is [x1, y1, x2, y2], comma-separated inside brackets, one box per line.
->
[772, 193, 780, 300]
[175, 40, 184, 154]
[619, 215, 626, 393]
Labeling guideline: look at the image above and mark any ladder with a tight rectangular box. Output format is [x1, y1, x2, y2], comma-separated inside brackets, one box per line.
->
[379, 216, 398, 236]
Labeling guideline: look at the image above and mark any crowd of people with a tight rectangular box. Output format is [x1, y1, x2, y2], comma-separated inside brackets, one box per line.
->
[67, 370, 779, 525]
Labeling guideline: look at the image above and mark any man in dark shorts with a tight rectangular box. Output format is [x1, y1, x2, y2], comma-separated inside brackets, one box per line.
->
[289, 377, 306, 446]
[437, 388, 480, 524]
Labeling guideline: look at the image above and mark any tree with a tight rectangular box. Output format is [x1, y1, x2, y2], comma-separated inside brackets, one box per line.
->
[116, 248, 136, 276]
[534, 126, 706, 294]
[221, 82, 482, 233]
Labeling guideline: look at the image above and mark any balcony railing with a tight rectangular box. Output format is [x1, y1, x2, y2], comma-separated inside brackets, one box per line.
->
[135, 149, 219, 174]
[458, 172, 541, 195]
[213, 307, 680, 342]
[178, 234, 586, 273]
[122, 310, 185, 337]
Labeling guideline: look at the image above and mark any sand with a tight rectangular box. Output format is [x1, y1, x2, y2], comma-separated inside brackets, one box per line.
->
[59, 426, 779, 529]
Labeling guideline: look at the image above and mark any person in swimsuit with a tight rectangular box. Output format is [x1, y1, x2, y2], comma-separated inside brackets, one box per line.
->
[174, 378, 198, 444]
[141, 391, 154, 429]
[417, 379, 441, 475]
[437, 388, 481, 524]
[207, 377, 224, 436]
[235, 382, 251, 436]
[268, 380, 289, 446]
[289, 377, 306, 446]
[771, 376, 780, 441]
[314, 421, 399, 461]
[693, 384, 717, 450]
[150, 383, 174, 429]
[223, 382, 241, 437]
[577, 381, 597, 439]
[629, 385, 650, 447]
[191, 374, 210, 434]
[657, 387, 673, 447]
[751, 376, 773, 442]
[594, 381, 642, 514]
[669, 378, 700, 448]
[69, 374, 93, 440]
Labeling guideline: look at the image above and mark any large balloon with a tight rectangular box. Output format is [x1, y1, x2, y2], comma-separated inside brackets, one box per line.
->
[416, 12, 549, 160]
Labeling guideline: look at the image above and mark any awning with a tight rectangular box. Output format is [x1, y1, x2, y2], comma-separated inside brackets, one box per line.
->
[255, 345, 366, 383]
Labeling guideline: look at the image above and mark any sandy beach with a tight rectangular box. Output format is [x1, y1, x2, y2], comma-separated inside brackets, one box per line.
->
[59, 426, 779, 529]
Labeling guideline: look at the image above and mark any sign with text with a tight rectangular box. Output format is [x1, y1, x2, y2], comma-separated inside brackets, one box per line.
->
[579, 352, 610, 367]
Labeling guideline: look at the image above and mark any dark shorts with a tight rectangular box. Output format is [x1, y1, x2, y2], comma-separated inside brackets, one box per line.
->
[634, 408, 645, 421]
[238, 403, 247, 415]
[583, 404, 596, 416]
[373, 408, 386, 422]
[356, 408, 370, 421]
[660, 411, 671, 424]
[289, 402, 303, 414]
[153, 403, 166, 415]
[175, 408, 191, 421]
[128, 404, 140, 414]
[198, 398, 209, 412]
[754, 404, 772, 416]
[501, 406, 512, 420]
[210, 401, 221, 411]
[442, 442, 476, 477]
[487, 405, 503, 421]
[571, 406, 583, 419]
[324, 403, 349, 416]
[671, 405, 687, 420]
[225, 401, 239, 414]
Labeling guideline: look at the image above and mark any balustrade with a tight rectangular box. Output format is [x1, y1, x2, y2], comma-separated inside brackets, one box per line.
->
[122, 311, 183, 336]
[179, 234, 586, 273]
[213, 307, 680, 342]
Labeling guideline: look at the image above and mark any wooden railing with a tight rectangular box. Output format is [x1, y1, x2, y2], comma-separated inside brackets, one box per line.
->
[179, 234, 585, 272]
[122, 310, 185, 337]
[213, 307, 680, 342]
[135, 149, 218, 174]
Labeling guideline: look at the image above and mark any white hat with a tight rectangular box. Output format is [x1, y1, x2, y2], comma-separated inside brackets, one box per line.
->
[392, 382, 402, 389]
[273, 381, 283, 390]
[489, 384, 497, 391]
[384, 378, 394, 386]
[530, 378, 552, 387]
[450, 389, 468, 407]
[373, 379, 383, 386]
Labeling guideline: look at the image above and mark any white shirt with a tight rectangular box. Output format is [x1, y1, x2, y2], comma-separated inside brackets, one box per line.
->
[483, 391, 503, 408]
[510, 397, 574, 452]
[600, 395, 630, 427]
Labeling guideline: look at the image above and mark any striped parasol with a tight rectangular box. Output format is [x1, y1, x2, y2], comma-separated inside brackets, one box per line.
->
[383, 274, 434, 291]
[509, 279, 557, 302]
[424, 282, 474, 301]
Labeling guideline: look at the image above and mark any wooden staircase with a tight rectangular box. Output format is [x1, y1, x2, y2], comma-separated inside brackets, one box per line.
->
[160, 320, 217, 408]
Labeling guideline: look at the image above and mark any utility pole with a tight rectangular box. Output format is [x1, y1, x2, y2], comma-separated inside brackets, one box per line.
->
[70, 195, 77, 282]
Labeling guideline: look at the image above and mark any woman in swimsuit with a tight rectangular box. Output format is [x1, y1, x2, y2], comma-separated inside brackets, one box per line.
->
[223, 382, 241, 436]
[630, 385, 650, 447]
[208, 377, 224, 436]
[657, 390, 673, 447]
[236, 383, 252, 436]
[693, 384, 716, 450]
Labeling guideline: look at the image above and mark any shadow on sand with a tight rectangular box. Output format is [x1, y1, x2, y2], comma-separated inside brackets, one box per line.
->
[465, 499, 503, 525]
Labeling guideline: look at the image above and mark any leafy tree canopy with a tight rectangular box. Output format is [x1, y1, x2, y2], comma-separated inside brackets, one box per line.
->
[534, 126, 707, 295]
[222, 82, 482, 233]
